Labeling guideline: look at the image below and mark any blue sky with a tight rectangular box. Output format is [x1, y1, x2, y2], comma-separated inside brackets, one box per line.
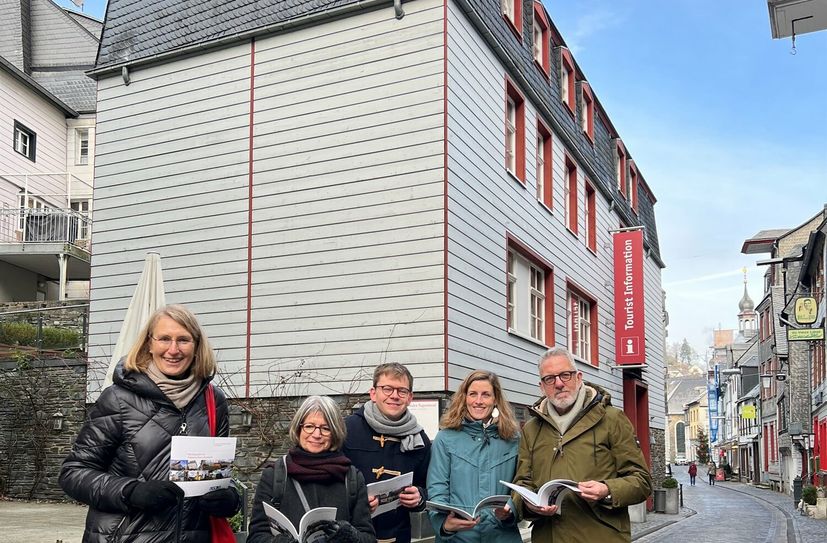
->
[544, 1, 827, 358]
[60, 0, 827, 358]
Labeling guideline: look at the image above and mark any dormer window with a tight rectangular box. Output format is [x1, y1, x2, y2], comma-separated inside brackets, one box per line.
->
[502, 0, 522, 37]
[560, 48, 575, 114]
[532, 3, 550, 75]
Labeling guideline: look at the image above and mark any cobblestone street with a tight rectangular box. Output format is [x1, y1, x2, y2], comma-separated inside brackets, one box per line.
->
[635, 466, 826, 543]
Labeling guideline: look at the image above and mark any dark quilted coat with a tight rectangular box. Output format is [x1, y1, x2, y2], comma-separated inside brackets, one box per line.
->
[59, 362, 230, 543]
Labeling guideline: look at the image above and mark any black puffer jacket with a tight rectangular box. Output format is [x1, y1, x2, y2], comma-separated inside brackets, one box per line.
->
[59, 363, 230, 543]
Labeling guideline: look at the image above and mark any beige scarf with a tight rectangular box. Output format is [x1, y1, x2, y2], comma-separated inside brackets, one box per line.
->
[146, 361, 202, 409]
[545, 384, 594, 435]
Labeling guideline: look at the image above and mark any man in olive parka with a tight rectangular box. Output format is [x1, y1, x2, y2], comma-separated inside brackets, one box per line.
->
[512, 347, 652, 542]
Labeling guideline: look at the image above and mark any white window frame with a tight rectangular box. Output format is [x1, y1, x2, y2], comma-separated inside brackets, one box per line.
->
[508, 249, 546, 342]
[75, 128, 89, 165]
[560, 64, 570, 105]
[535, 134, 545, 201]
[533, 19, 543, 64]
[70, 199, 91, 240]
[501, 0, 514, 24]
[506, 97, 517, 173]
[17, 193, 49, 230]
[567, 290, 592, 362]
[13, 121, 36, 161]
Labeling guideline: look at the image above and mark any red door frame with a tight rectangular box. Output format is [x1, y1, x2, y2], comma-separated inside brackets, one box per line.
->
[623, 376, 651, 508]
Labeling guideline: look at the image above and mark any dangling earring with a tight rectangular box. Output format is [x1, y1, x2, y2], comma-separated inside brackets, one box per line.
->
[492, 406, 500, 419]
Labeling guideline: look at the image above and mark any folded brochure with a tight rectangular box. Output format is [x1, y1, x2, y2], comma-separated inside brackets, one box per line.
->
[262, 502, 336, 543]
[425, 494, 511, 520]
[500, 479, 580, 514]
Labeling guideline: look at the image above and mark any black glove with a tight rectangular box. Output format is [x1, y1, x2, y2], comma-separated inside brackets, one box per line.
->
[305, 520, 359, 543]
[125, 480, 184, 512]
[198, 487, 241, 517]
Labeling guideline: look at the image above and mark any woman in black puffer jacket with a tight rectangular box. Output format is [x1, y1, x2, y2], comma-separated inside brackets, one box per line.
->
[59, 304, 240, 543]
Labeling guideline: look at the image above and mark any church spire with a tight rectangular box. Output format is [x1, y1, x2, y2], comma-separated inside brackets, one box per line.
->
[738, 267, 756, 338]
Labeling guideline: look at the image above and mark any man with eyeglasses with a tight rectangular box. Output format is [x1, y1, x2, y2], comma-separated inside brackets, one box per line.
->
[343, 363, 431, 543]
[512, 347, 652, 542]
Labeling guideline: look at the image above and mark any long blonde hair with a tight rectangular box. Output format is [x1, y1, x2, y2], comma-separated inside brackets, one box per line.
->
[440, 370, 519, 440]
[124, 304, 217, 379]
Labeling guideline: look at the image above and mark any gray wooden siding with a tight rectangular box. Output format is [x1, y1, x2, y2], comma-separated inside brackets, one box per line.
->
[0, 69, 69, 208]
[446, 1, 664, 409]
[86, 44, 253, 399]
[30, 0, 99, 67]
[247, 0, 445, 396]
[87, 0, 446, 400]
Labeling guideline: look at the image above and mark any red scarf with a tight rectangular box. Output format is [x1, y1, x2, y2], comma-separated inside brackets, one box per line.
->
[286, 447, 351, 483]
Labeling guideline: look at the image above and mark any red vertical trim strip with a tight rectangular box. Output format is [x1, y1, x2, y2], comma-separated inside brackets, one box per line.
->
[442, 0, 449, 392]
[244, 38, 256, 398]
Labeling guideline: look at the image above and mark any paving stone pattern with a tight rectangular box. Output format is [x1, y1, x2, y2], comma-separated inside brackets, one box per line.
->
[633, 466, 826, 543]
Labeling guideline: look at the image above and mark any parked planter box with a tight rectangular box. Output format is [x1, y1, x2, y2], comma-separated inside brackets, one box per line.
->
[664, 487, 679, 514]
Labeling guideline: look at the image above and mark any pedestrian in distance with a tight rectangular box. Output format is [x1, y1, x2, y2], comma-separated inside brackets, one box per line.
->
[342, 363, 431, 543]
[688, 462, 697, 486]
[426, 370, 522, 543]
[248, 395, 376, 543]
[512, 347, 653, 543]
[707, 461, 716, 486]
[59, 304, 241, 543]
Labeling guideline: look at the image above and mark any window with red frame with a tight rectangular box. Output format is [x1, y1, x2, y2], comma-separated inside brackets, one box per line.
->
[614, 140, 627, 195]
[585, 182, 596, 252]
[564, 154, 577, 233]
[506, 240, 554, 345]
[501, 0, 522, 36]
[763, 423, 769, 470]
[580, 82, 594, 141]
[536, 120, 552, 208]
[627, 161, 639, 212]
[505, 80, 526, 182]
[532, 3, 550, 75]
[567, 283, 597, 365]
[559, 48, 575, 114]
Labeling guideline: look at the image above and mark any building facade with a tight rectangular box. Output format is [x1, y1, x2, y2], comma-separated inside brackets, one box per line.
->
[85, 0, 667, 475]
[0, 0, 100, 301]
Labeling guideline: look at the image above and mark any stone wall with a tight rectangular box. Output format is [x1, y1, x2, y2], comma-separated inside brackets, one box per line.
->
[0, 357, 87, 500]
[650, 427, 666, 490]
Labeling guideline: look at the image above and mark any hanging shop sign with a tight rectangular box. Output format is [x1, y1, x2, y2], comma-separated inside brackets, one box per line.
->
[612, 229, 646, 364]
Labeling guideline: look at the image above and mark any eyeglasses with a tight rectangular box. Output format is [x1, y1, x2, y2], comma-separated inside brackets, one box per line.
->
[375, 385, 412, 398]
[150, 335, 194, 348]
[540, 371, 577, 385]
[300, 423, 332, 436]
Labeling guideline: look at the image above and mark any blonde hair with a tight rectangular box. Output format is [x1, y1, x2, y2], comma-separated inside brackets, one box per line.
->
[439, 370, 519, 441]
[124, 304, 217, 379]
[288, 396, 347, 451]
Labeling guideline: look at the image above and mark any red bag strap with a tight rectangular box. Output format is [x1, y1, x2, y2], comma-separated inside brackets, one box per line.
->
[206, 384, 217, 437]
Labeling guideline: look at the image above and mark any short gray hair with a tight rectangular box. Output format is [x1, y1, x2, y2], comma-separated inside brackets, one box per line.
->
[538, 346, 576, 371]
[288, 396, 347, 451]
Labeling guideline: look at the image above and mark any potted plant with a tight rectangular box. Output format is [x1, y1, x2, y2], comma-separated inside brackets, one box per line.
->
[661, 476, 679, 514]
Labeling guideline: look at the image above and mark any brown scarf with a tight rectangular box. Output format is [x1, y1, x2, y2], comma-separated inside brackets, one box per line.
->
[286, 447, 351, 483]
[146, 361, 202, 409]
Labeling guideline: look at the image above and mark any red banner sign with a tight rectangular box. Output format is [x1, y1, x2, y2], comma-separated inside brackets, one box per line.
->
[613, 229, 646, 365]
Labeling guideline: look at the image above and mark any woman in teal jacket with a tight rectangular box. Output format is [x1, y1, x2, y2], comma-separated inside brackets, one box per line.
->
[426, 370, 522, 542]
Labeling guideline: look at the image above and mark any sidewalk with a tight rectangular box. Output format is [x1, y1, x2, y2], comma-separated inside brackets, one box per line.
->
[0, 499, 86, 543]
[714, 479, 826, 543]
[631, 506, 696, 540]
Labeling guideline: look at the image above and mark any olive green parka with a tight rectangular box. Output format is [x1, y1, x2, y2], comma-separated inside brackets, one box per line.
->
[512, 384, 652, 543]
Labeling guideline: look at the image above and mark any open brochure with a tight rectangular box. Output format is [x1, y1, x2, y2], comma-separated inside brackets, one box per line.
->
[365, 471, 413, 518]
[500, 479, 580, 514]
[169, 436, 237, 497]
[262, 502, 336, 543]
[425, 495, 511, 520]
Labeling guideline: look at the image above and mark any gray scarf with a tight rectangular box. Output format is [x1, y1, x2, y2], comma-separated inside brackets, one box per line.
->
[545, 384, 593, 435]
[363, 401, 425, 452]
[146, 361, 202, 409]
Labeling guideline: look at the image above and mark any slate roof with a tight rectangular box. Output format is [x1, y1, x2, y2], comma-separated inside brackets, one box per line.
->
[0, 55, 77, 116]
[96, 0, 363, 68]
[95, 0, 662, 260]
[666, 377, 707, 413]
[31, 69, 96, 113]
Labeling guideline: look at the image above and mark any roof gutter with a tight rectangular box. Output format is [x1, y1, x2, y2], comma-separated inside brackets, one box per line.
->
[88, 0, 400, 79]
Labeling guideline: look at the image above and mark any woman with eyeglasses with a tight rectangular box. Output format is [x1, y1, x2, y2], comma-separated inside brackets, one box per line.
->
[59, 304, 240, 543]
[426, 370, 522, 542]
[248, 396, 376, 543]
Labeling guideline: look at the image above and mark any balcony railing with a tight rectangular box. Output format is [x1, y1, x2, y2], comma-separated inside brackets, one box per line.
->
[0, 207, 91, 250]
